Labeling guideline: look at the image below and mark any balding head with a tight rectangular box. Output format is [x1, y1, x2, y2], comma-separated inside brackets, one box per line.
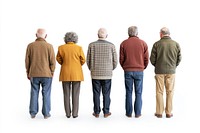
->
[36, 28, 47, 39]
[160, 27, 170, 37]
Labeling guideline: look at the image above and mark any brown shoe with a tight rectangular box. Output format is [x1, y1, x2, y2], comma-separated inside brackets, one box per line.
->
[31, 115, 35, 119]
[92, 113, 99, 118]
[155, 113, 162, 118]
[135, 114, 141, 118]
[166, 114, 173, 118]
[44, 116, 51, 119]
[104, 112, 111, 118]
[126, 114, 132, 118]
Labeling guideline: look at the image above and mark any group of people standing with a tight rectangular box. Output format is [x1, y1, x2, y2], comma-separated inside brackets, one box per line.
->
[25, 26, 181, 119]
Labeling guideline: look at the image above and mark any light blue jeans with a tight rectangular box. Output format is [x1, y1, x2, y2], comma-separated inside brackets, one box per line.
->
[124, 71, 143, 116]
[29, 77, 52, 117]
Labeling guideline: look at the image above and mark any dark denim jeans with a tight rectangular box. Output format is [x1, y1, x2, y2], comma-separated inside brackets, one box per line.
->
[29, 77, 52, 117]
[92, 79, 111, 114]
[124, 71, 143, 116]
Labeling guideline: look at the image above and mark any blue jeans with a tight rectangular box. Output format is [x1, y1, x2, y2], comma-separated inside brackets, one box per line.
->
[124, 71, 143, 116]
[92, 79, 111, 114]
[29, 77, 52, 117]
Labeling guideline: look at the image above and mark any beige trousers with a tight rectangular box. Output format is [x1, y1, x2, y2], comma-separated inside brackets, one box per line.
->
[62, 81, 80, 117]
[155, 74, 175, 115]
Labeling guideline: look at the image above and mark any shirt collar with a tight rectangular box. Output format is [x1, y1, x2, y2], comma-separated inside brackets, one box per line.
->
[98, 38, 106, 41]
[129, 36, 138, 38]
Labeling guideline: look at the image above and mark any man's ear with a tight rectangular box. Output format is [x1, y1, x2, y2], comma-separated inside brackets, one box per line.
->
[45, 34, 47, 38]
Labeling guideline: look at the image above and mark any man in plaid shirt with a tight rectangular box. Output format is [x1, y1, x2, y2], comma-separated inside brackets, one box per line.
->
[86, 28, 118, 118]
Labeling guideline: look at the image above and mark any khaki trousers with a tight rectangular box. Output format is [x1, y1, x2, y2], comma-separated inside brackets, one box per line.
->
[62, 81, 80, 117]
[155, 74, 175, 115]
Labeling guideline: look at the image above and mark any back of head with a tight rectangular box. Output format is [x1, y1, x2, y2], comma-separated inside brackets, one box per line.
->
[160, 27, 170, 36]
[128, 26, 138, 37]
[98, 28, 107, 39]
[64, 32, 78, 43]
[36, 28, 47, 39]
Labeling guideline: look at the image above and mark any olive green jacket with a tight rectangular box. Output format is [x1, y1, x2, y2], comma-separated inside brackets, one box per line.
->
[150, 36, 181, 74]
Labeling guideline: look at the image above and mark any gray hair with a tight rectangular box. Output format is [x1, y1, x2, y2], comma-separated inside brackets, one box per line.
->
[160, 27, 170, 35]
[64, 32, 78, 43]
[128, 26, 138, 37]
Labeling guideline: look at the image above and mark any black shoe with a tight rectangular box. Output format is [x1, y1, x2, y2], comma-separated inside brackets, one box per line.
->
[73, 116, 78, 118]
[66, 115, 71, 118]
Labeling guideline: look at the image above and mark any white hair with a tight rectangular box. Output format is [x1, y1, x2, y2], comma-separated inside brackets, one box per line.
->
[98, 28, 107, 38]
[36, 28, 47, 38]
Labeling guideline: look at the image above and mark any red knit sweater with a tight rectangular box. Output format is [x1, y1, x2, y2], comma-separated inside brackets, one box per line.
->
[120, 36, 149, 71]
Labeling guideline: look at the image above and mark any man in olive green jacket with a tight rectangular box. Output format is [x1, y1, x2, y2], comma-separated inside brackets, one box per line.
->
[150, 27, 181, 118]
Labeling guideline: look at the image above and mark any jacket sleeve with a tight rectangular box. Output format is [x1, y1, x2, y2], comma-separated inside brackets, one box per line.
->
[56, 47, 63, 65]
[150, 43, 157, 66]
[80, 47, 86, 66]
[86, 45, 91, 70]
[25, 45, 30, 75]
[143, 43, 149, 69]
[112, 45, 118, 70]
[119, 43, 124, 67]
[49, 45, 56, 74]
[176, 43, 182, 66]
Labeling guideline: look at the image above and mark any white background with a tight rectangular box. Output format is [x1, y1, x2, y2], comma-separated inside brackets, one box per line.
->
[0, 0, 199, 132]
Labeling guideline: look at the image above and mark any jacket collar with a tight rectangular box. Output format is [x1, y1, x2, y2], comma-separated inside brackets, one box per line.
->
[35, 37, 46, 41]
[161, 36, 171, 39]
[66, 42, 75, 44]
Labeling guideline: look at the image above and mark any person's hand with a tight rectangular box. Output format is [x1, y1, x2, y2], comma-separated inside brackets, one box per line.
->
[27, 75, 30, 80]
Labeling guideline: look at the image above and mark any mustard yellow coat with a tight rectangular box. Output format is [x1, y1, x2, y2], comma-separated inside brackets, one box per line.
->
[56, 42, 85, 81]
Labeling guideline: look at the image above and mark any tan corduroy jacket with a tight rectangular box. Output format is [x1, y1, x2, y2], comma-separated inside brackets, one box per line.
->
[25, 38, 56, 77]
[56, 42, 85, 81]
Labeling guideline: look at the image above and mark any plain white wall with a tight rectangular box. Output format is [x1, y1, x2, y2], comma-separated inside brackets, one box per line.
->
[0, 0, 200, 133]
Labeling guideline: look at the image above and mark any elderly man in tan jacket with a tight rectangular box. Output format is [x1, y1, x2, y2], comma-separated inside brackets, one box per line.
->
[56, 32, 85, 118]
[25, 28, 56, 119]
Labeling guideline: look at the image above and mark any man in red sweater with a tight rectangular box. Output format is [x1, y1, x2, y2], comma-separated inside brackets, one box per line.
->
[120, 26, 149, 118]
